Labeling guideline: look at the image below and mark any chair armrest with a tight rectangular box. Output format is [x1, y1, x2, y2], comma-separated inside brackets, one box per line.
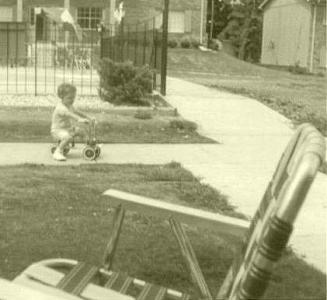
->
[103, 189, 249, 238]
[0, 278, 82, 300]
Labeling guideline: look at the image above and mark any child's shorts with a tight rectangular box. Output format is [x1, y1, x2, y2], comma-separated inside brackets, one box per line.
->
[51, 129, 73, 141]
[51, 126, 86, 141]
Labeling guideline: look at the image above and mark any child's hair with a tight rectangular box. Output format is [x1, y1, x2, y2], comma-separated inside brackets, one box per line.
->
[57, 83, 77, 99]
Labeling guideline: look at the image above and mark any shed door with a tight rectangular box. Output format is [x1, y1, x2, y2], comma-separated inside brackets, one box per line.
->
[261, 0, 311, 67]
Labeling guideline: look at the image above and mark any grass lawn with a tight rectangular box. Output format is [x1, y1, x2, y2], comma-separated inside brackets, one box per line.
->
[0, 163, 325, 299]
[0, 106, 214, 144]
[168, 49, 326, 136]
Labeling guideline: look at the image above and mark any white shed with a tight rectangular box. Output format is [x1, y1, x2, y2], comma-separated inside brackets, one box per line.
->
[260, 0, 326, 72]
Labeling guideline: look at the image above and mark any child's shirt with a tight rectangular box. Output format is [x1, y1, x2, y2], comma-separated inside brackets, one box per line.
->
[51, 102, 76, 132]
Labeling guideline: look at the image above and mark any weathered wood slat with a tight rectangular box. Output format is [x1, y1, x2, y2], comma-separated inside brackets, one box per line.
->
[103, 205, 125, 270]
[57, 262, 98, 295]
[170, 218, 212, 300]
[103, 189, 249, 238]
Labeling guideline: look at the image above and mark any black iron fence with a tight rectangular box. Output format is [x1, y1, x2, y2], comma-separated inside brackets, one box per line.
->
[100, 17, 163, 94]
[100, 0, 169, 96]
[0, 22, 101, 95]
[0, 1, 169, 96]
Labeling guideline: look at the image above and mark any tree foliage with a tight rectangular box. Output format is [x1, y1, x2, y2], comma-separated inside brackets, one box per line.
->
[207, 0, 264, 62]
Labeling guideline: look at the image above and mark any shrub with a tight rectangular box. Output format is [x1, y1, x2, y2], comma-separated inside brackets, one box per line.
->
[134, 110, 153, 120]
[169, 119, 197, 131]
[208, 39, 222, 51]
[97, 58, 153, 106]
[180, 37, 191, 49]
[190, 38, 200, 49]
[168, 39, 178, 48]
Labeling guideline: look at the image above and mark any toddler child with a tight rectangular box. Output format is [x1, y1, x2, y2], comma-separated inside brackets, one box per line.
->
[51, 83, 91, 161]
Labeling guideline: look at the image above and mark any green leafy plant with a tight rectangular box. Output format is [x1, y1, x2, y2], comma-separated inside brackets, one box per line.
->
[168, 39, 178, 48]
[190, 38, 200, 49]
[97, 58, 153, 106]
[180, 37, 191, 49]
[214, 0, 263, 62]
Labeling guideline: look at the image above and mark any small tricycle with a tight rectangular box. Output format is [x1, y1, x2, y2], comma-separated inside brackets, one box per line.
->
[51, 119, 101, 161]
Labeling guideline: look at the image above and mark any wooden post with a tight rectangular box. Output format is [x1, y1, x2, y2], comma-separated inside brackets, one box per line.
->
[160, 0, 169, 96]
[216, 267, 234, 299]
[200, 0, 205, 44]
[309, 3, 317, 73]
[102, 205, 125, 270]
[169, 218, 213, 300]
[208, 0, 215, 47]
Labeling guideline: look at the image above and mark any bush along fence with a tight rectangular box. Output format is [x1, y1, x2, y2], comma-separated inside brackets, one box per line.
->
[100, 0, 169, 95]
[0, 22, 101, 96]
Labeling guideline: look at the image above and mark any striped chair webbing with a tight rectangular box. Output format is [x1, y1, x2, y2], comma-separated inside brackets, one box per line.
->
[56, 262, 191, 300]
[104, 272, 134, 293]
[56, 262, 98, 295]
[105, 273, 191, 300]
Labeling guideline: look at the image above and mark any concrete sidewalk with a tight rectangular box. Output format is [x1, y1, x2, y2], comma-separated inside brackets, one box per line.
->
[165, 77, 326, 273]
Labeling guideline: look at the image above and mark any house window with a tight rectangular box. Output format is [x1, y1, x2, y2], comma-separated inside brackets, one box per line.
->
[169, 11, 185, 33]
[0, 7, 13, 21]
[155, 11, 185, 33]
[77, 7, 102, 29]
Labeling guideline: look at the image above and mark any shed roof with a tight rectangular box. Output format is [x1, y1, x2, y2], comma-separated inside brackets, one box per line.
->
[259, 0, 326, 10]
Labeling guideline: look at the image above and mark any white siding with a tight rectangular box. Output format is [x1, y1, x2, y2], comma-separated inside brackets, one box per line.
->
[261, 0, 311, 67]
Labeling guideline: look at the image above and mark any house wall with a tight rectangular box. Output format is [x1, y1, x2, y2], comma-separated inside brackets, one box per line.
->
[0, 0, 21, 21]
[21, 0, 111, 43]
[123, 0, 206, 42]
[22, 0, 110, 26]
[312, 3, 326, 70]
[261, 0, 311, 68]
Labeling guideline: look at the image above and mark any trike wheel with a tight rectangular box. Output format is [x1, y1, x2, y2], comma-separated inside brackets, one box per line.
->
[83, 146, 96, 161]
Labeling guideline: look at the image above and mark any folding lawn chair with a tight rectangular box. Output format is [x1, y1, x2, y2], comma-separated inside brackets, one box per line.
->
[7, 123, 325, 300]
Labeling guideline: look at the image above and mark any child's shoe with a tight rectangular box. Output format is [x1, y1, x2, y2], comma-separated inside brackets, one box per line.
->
[53, 149, 66, 161]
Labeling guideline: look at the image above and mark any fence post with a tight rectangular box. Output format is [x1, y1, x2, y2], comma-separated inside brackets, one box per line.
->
[6, 23, 9, 94]
[160, 0, 169, 96]
[120, 20, 124, 61]
[143, 22, 147, 65]
[100, 24, 103, 59]
[15, 23, 18, 94]
[127, 25, 130, 61]
[35, 23, 38, 96]
[152, 18, 157, 90]
[134, 23, 138, 65]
